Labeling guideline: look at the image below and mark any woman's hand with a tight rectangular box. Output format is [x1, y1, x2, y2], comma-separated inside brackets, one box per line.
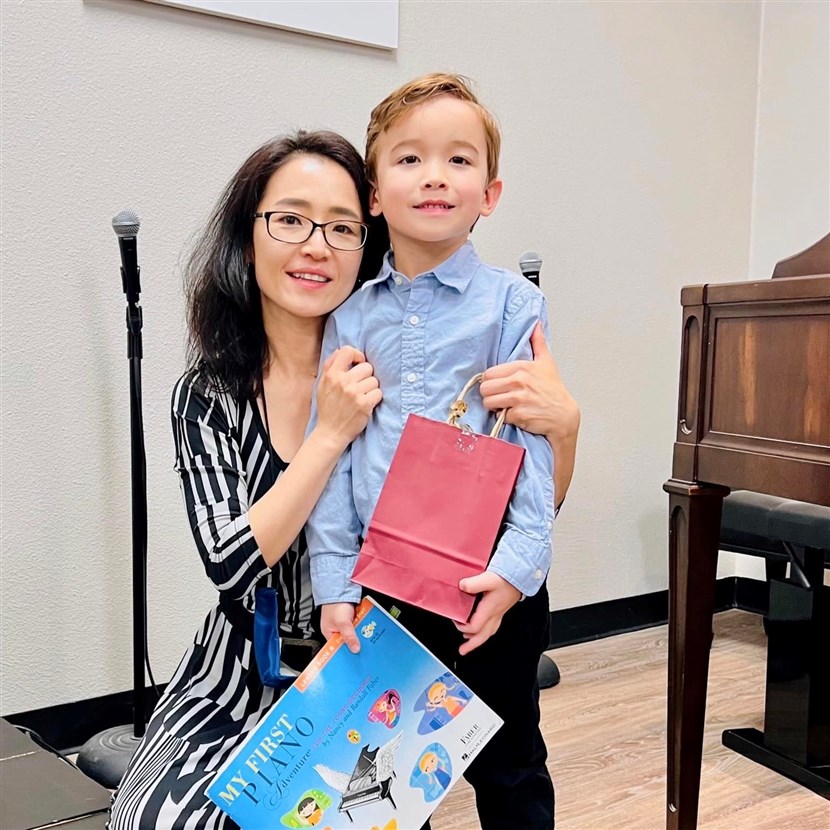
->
[314, 346, 382, 449]
[480, 323, 580, 508]
[480, 324, 578, 440]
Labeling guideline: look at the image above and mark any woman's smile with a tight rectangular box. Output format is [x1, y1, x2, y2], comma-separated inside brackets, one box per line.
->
[286, 268, 332, 286]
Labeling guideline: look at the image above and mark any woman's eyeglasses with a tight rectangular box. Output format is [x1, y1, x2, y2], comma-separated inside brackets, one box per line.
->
[253, 211, 368, 251]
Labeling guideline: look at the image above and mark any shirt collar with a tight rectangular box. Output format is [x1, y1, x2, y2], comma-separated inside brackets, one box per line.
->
[362, 241, 479, 293]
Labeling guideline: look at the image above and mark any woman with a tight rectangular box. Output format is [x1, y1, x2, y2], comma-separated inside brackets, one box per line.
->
[109, 130, 579, 829]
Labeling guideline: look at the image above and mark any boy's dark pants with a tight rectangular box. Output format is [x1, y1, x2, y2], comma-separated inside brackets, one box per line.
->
[371, 585, 555, 830]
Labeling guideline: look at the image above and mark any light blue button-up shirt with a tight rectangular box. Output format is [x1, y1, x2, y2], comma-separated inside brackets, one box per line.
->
[306, 241, 554, 605]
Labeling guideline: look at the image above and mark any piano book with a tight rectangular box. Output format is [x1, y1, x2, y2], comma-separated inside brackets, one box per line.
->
[207, 596, 503, 829]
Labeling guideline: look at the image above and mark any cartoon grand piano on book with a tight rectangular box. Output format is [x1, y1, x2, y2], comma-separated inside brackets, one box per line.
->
[314, 733, 403, 822]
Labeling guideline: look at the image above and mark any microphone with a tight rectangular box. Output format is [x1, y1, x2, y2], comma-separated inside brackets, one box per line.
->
[519, 250, 542, 288]
[113, 209, 141, 304]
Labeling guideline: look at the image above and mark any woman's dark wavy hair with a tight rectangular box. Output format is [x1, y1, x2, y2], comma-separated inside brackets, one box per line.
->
[185, 130, 388, 400]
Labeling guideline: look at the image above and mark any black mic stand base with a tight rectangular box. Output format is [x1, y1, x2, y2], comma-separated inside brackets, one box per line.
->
[76, 724, 142, 789]
[538, 653, 561, 689]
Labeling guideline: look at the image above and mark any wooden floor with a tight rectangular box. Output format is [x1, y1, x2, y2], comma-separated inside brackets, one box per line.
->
[432, 610, 828, 830]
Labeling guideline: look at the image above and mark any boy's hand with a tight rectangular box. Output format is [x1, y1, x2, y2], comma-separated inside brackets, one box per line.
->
[321, 602, 360, 653]
[455, 572, 521, 655]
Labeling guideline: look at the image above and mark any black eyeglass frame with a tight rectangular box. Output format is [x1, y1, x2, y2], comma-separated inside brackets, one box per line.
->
[253, 211, 369, 251]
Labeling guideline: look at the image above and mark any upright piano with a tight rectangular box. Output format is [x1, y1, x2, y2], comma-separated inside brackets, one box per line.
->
[663, 234, 830, 829]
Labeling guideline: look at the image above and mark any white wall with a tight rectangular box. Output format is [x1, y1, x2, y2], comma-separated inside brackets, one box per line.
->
[2, 0, 816, 714]
[750, 0, 829, 277]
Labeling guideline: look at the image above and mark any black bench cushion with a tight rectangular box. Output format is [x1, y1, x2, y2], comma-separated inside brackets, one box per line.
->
[771, 499, 830, 551]
[721, 491, 830, 557]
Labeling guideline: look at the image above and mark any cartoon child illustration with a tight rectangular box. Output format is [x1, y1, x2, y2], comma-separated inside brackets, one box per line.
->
[297, 796, 323, 825]
[426, 681, 466, 718]
[415, 673, 473, 734]
[420, 752, 451, 790]
[369, 689, 401, 728]
[280, 789, 332, 827]
[409, 743, 453, 802]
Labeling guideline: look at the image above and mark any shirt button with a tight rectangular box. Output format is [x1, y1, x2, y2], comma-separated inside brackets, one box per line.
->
[409, 315, 420, 326]
[534, 569, 544, 580]
[406, 373, 417, 383]
[394, 276, 403, 285]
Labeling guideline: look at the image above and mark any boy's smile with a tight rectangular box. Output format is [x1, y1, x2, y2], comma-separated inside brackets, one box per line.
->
[415, 199, 454, 212]
[370, 95, 502, 277]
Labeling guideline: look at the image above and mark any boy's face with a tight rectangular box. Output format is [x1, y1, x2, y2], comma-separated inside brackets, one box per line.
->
[370, 95, 502, 271]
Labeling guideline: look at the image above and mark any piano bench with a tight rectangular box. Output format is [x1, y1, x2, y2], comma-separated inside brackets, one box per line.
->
[720, 490, 830, 571]
[720, 491, 830, 798]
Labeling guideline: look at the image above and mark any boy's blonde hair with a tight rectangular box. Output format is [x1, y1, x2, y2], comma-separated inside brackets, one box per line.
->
[365, 73, 501, 186]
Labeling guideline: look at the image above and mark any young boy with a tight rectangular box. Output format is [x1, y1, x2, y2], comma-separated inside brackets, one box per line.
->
[306, 74, 555, 829]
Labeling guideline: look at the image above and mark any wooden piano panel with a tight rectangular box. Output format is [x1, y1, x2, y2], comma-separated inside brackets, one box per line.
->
[671, 274, 830, 506]
[708, 310, 829, 448]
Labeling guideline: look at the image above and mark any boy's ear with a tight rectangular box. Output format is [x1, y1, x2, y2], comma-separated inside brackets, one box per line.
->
[369, 185, 382, 217]
[479, 178, 503, 218]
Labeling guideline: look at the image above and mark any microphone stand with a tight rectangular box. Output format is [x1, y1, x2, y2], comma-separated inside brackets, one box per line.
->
[519, 251, 561, 690]
[127, 294, 148, 740]
[77, 214, 153, 786]
[538, 652, 561, 689]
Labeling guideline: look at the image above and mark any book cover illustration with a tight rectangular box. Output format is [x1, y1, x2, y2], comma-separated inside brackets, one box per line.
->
[207, 597, 503, 829]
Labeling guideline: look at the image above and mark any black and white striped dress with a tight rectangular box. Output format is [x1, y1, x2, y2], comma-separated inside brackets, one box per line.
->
[109, 369, 317, 830]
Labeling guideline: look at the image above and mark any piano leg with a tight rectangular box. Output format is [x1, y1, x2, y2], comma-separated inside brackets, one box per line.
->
[380, 777, 397, 810]
[664, 480, 729, 830]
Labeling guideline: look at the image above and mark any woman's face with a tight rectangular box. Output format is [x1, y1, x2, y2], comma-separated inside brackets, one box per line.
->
[252, 154, 364, 321]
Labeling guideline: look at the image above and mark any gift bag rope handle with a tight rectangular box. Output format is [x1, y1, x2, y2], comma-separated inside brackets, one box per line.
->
[446, 372, 507, 439]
